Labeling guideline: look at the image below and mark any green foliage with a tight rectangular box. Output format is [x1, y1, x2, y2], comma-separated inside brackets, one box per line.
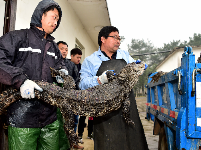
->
[126, 33, 201, 96]
[120, 36, 125, 42]
[128, 39, 158, 94]
[188, 33, 201, 46]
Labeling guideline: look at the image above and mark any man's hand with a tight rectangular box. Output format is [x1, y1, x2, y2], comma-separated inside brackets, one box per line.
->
[135, 59, 148, 70]
[59, 69, 68, 76]
[20, 79, 43, 99]
[145, 63, 148, 70]
[135, 59, 141, 64]
[98, 70, 115, 84]
[56, 75, 64, 83]
[55, 69, 68, 84]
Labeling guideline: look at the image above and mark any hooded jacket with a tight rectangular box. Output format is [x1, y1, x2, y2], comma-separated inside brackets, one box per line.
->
[0, 0, 65, 128]
[31, 0, 62, 32]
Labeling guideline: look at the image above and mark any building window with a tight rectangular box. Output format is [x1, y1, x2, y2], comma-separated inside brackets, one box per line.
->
[75, 38, 85, 63]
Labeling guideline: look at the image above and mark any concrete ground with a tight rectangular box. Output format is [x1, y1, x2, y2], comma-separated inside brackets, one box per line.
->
[74, 96, 158, 150]
[136, 97, 159, 150]
[75, 118, 94, 150]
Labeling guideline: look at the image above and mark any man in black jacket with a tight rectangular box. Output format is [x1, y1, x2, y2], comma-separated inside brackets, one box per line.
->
[0, 0, 70, 149]
[57, 41, 79, 87]
[57, 42, 84, 150]
[70, 48, 87, 142]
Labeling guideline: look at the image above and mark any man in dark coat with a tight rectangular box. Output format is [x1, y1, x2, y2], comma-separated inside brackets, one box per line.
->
[57, 41, 84, 150]
[57, 41, 79, 87]
[0, 0, 70, 149]
[79, 26, 148, 150]
[70, 48, 87, 143]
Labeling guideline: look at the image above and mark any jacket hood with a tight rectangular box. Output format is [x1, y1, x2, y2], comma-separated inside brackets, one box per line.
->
[30, 0, 62, 33]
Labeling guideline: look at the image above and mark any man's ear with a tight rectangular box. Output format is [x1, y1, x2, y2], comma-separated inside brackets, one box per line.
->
[101, 36, 106, 44]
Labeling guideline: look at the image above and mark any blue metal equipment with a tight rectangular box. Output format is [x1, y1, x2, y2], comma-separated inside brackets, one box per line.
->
[146, 46, 201, 150]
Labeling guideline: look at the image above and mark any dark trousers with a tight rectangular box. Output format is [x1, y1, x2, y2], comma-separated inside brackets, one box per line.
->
[78, 116, 86, 137]
[88, 119, 93, 136]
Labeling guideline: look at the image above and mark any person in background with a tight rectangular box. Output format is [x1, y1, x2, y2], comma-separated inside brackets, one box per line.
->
[71, 48, 94, 141]
[57, 42, 84, 150]
[70, 48, 87, 144]
[57, 41, 79, 86]
[79, 26, 148, 150]
[0, 0, 70, 149]
[70, 48, 82, 72]
[87, 117, 93, 140]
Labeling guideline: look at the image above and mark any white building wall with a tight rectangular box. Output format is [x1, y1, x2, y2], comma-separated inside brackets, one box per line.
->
[15, 0, 97, 61]
[156, 48, 201, 72]
[157, 51, 180, 72]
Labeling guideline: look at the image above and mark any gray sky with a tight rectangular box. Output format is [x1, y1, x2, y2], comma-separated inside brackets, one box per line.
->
[107, 0, 201, 50]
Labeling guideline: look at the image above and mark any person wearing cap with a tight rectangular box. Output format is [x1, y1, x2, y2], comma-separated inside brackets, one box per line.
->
[0, 0, 70, 149]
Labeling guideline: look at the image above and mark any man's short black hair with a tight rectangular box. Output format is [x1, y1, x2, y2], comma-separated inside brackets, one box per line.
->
[70, 48, 82, 56]
[43, 5, 59, 15]
[57, 41, 68, 47]
[98, 26, 119, 47]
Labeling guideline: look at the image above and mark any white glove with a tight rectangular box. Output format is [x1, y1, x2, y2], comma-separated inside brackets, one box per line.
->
[99, 71, 108, 84]
[55, 69, 68, 83]
[56, 75, 64, 83]
[59, 69, 68, 76]
[20, 79, 43, 99]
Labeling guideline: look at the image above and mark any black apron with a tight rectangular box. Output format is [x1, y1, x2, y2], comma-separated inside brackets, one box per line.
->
[94, 59, 148, 150]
